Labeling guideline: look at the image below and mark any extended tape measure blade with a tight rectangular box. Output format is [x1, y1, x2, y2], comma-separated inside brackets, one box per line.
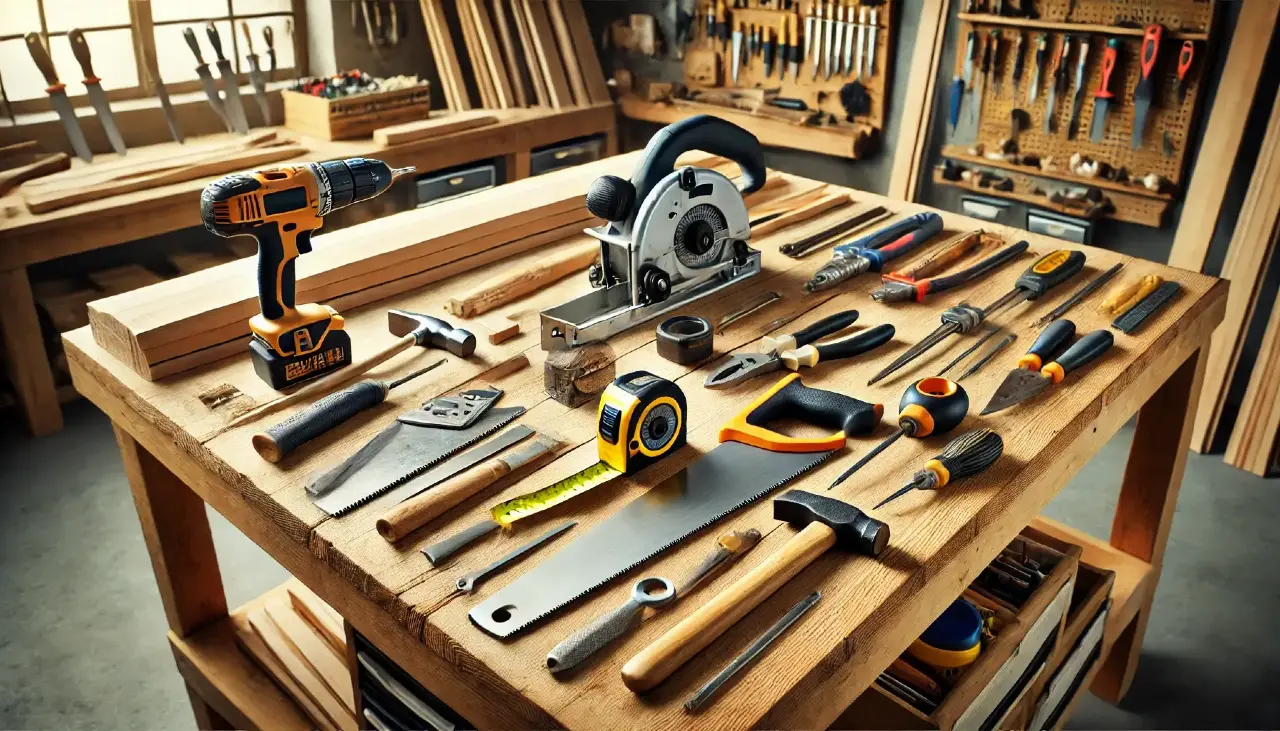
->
[491, 461, 622, 527]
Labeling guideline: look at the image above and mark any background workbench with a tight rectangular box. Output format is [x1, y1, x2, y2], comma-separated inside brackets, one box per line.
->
[64, 159, 1222, 729]
[0, 102, 616, 438]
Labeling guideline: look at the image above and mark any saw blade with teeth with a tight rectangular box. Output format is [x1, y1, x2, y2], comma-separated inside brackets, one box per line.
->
[469, 442, 833, 638]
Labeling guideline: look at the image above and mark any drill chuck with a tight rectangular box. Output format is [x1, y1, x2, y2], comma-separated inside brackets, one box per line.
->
[309, 158, 414, 215]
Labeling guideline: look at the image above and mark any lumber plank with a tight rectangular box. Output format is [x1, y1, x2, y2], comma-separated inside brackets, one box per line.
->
[1224, 292, 1280, 475]
[446, 237, 598, 317]
[420, 0, 470, 110]
[1191, 89, 1280, 451]
[287, 579, 348, 656]
[455, 0, 499, 108]
[509, 0, 550, 106]
[560, 0, 611, 104]
[248, 605, 357, 731]
[231, 610, 339, 731]
[522, 0, 574, 109]
[1169, 1, 1280, 272]
[468, 0, 516, 108]
[0, 152, 69, 198]
[490, 0, 531, 107]
[264, 594, 357, 715]
[886, 0, 949, 201]
[546, 0, 590, 105]
[372, 112, 499, 147]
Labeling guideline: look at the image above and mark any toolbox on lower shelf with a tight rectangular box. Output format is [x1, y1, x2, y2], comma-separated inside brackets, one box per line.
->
[530, 135, 607, 176]
[353, 632, 470, 731]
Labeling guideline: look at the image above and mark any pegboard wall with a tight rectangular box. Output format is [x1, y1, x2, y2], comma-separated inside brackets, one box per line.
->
[938, 0, 1218, 226]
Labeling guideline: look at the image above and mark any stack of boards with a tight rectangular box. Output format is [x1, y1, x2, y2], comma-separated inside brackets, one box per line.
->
[419, 0, 610, 111]
[232, 580, 357, 731]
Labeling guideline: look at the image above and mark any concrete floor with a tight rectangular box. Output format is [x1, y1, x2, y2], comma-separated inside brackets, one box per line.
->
[2, 401, 1278, 729]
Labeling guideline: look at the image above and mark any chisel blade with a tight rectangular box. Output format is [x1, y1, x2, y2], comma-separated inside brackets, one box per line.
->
[1131, 100, 1150, 150]
[980, 369, 1050, 415]
[84, 82, 127, 155]
[215, 59, 251, 134]
[1089, 99, 1109, 143]
[48, 91, 93, 162]
[245, 56, 272, 126]
[196, 66, 234, 132]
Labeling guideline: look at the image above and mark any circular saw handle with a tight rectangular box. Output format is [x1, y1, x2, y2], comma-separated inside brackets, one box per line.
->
[631, 115, 766, 207]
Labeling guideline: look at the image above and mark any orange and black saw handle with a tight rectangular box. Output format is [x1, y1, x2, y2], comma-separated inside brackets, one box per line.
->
[1018, 319, 1074, 371]
[719, 373, 883, 452]
[1095, 38, 1119, 99]
[1134, 25, 1163, 102]
[1042, 330, 1113, 384]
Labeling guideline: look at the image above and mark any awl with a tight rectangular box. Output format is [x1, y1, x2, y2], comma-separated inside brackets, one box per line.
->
[1089, 38, 1119, 143]
[67, 29, 126, 156]
[206, 23, 250, 134]
[1132, 24, 1163, 149]
[184, 27, 233, 132]
[24, 33, 93, 162]
[240, 21, 273, 126]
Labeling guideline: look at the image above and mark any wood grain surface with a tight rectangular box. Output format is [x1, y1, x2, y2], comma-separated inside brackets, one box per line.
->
[65, 166, 1224, 729]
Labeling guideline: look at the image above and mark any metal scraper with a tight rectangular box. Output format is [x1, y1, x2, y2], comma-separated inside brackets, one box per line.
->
[309, 407, 525, 514]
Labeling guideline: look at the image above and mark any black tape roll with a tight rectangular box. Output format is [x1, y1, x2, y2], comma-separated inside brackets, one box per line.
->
[656, 315, 713, 364]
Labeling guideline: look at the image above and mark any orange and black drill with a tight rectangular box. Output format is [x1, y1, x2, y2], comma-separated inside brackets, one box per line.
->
[200, 158, 414, 389]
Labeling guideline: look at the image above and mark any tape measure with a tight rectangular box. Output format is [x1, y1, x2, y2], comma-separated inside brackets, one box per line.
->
[490, 371, 687, 527]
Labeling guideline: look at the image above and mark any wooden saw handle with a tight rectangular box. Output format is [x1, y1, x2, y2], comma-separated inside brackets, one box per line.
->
[620, 520, 836, 692]
[376, 457, 513, 542]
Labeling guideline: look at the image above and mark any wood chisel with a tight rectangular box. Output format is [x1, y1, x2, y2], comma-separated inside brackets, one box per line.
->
[1044, 34, 1071, 133]
[545, 529, 762, 674]
[804, 3, 815, 66]
[206, 23, 251, 134]
[1132, 25, 1164, 149]
[811, 2, 823, 78]
[872, 429, 1004, 508]
[776, 17, 789, 80]
[868, 249, 1086, 385]
[831, 3, 844, 78]
[1010, 31, 1026, 98]
[731, 22, 744, 84]
[1066, 36, 1091, 139]
[24, 33, 93, 162]
[1028, 33, 1048, 102]
[469, 375, 883, 637]
[1176, 40, 1195, 104]
[823, 0, 835, 78]
[867, 8, 878, 76]
[763, 25, 776, 77]
[1089, 39, 1119, 143]
[67, 29, 127, 156]
[981, 329, 1113, 415]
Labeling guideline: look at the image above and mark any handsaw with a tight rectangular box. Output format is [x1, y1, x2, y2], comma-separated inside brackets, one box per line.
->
[469, 374, 883, 637]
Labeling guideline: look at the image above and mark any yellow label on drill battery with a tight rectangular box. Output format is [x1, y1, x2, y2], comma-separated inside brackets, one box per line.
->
[490, 461, 622, 527]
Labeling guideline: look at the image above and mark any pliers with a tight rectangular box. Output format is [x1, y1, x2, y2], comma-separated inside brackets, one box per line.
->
[804, 212, 946, 293]
[871, 238, 1030, 303]
[705, 310, 894, 389]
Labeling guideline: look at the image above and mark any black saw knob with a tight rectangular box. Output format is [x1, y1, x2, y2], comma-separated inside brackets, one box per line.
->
[638, 265, 671, 304]
[586, 175, 635, 222]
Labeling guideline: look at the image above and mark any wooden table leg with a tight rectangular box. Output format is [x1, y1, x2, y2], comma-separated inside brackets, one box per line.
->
[1094, 348, 1207, 703]
[0, 267, 63, 436]
[116, 425, 232, 729]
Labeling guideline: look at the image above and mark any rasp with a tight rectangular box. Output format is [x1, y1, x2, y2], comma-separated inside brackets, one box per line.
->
[24, 33, 92, 162]
[206, 23, 250, 134]
[67, 29, 126, 156]
[240, 21, 273, 126]
[469, 374, 882, 637]
[183, 27, 233, 132]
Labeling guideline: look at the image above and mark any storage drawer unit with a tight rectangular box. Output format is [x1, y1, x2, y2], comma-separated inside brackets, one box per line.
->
[415, 162, 498, 208]
[961, 195, 1017, 225]
[531, 135, 607, 176]
[1027, 210, 1095, 245]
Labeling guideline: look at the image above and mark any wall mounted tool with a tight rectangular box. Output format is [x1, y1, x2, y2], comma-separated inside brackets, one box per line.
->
[872, 429, 1003, 508]
[200, 160, 415, 389]
[1131, 25, 1163, 149]
[24, 33, 93, 162]
[706, 309, 884, 388]
[1112, 280, 1180, 334]
[982, 328, 1113, 415]
[1065, 36, 1091, 139]
[540, 116, 766, 351]
[139, 30, 183, 143]
[240, 21, 273, 125]
[546, 528, 761, 674]
[183, 27, 233, 132]
[206, 23, 251, 134]
[621, 490, 887, 692]
[829, 377, 969, 488]
[868, 249, 1085, 385]
[67, 30, 126, 156]
[871, 239, 1030, 304]
[1031, 262, 1123, 327]
[422, 372, 686, 562]
[1089, 38, 1119, 143]
[455, 521, 576, 593]
[805, 212, 945, 292]
[469, 374, 882, 637]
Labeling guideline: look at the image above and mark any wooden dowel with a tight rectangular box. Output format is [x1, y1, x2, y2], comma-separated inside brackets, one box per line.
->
[446, 240, 600, 318]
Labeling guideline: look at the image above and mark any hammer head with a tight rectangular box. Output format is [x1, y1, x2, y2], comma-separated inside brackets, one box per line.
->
[774, 490, 889, 556]
[388, 309, 477, 357]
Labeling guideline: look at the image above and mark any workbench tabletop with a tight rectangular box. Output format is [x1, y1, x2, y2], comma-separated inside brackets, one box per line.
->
[64, 166, 1225, 729]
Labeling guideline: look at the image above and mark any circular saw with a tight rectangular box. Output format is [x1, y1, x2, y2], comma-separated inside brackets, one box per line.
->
[540, 115, 767, 350]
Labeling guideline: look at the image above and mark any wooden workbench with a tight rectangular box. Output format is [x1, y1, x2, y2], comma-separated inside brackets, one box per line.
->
[64, 162, 1223, 729]
[1, 102, 617, 437]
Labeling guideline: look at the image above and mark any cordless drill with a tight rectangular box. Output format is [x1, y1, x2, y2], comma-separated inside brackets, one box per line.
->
[200, 158, 414, 389]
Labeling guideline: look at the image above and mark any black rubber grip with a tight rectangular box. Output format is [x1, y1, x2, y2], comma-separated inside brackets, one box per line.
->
[1015, 250, 1086, 298]
[630, 115, 766, 209]
[1112, 281, 1181, 334]
[774, 490, 889, 556]
[1029, 319, 1075, 361]
[256, 380, 388, 461]
[1052, 330, 1113, 376]
[926, 240, 1029, 294]
[793, 310, 860, 348]
[813, 323, 895, 362]
[747, 377, 881, 437]
[935, 429, 1004, 479]
[254, 222, 290, 320]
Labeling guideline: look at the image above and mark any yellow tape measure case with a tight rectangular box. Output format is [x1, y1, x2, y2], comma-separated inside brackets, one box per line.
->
[597, 371, 687, 474]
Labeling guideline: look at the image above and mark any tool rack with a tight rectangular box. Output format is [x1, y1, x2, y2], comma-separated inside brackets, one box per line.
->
[63, 148, 1225, 729]
[934, 0, 1218, 227]
[620, 0, 895, 159]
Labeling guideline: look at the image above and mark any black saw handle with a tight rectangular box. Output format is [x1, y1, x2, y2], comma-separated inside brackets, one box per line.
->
[632, 115, 766, 205]
[719, 374, 883, 452]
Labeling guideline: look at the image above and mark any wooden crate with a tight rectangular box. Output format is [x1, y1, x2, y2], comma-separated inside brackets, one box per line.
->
[283, 85, 432, 141]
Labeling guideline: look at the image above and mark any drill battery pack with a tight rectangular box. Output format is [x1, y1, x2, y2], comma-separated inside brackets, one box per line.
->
[248, 304, 352, 389]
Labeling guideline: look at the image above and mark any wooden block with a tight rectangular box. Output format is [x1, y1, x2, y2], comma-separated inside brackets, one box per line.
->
[0, 152, 69, 198]
[263, 595, 357, 715]
[445, 237, 598, 317]
[544, 341, 616, 406]
[546, 0, 590, 105]
[286, 580, 346, 656]
[88, 265, 164, 296]
[487, 321, 521, 344]
[560, 0, 611, 103]
[373, 111, 500, 147]
[1224, 292, 1280, 475]
[246, 605, 356, 731]
[886, 0, 950, 201]
[522, 0, 574, 108]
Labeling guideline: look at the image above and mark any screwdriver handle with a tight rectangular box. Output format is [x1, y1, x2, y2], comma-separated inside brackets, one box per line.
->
[1044, 330, 1113, 383]
[847, 213, 945, 271]
[66, 29, 98, 82]
[781, 323, 894, 369]
[899, 377, 969, 438]
[1011, 31, 1026, 84]
[1014, 249, 1086, 298]
[252, 379, 390, 462]
[1095, 38, 1118, 99]
[1019, 319, 1074, 370]
[1134, 24, 1163, 100]
[1177, 40, 1193, 81]
[183, 27, 207, 66]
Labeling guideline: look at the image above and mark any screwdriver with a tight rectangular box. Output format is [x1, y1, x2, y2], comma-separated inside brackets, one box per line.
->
[829, 377, 969, 488]
[873, 429, 1004, 509]
[252, 359, 445, 463]
[1176, 40, 1194, 103]
[867, 249, 1086, 385]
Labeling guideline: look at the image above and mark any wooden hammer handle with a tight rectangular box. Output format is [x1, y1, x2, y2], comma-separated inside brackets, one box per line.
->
[376, 457, 513, 542]
[620, 521, 836, 692]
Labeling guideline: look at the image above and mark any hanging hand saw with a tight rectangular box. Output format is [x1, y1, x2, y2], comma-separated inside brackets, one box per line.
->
[469, 373, 883, 637]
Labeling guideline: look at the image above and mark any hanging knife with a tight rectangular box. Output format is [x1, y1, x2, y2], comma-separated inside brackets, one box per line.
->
[66, 29, 126, 156]
[822, 0, 834, 79]
[139, 29, 183, 143]
[867, 7, 877, 76]
[811, 2, 823, 79]
[183, 27, 233, 132]
[240, 21, 273, 125]
[851, 6, 863, 77]
[731, 21, 744, 84]
[24, 33, 92, 162]
[803, 3, 815, 66]
[1028, 32, 1047, 102]
[206, 23, 250, 134]
[831, 2, 845, 77]
[263, 26, 277, 80]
